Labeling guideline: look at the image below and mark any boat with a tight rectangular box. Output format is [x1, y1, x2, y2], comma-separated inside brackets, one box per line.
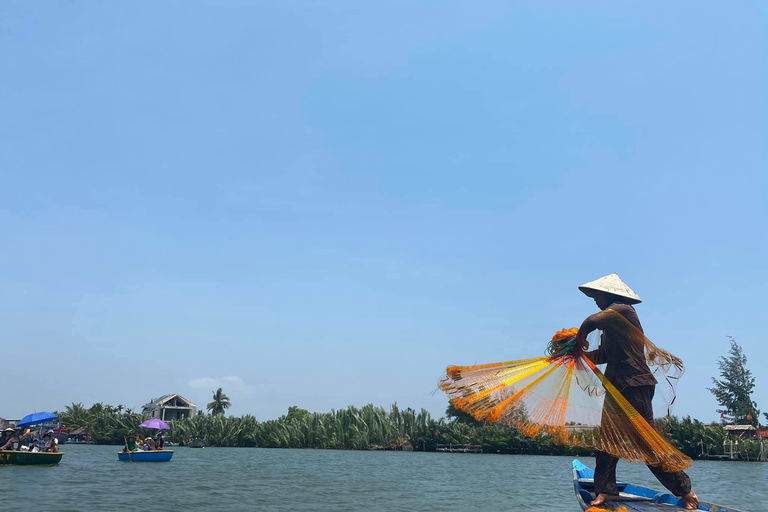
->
[572, 460, 746, 511]
[117, 450, 174, 462]
[0, 450, 64, 465]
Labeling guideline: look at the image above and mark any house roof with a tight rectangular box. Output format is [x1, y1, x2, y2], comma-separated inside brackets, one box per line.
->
[724, 425, 756, 431]
[144, 393, 196, 409]
[70, 426, 89, 435]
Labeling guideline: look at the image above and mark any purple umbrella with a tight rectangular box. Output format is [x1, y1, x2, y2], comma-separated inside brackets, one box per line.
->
[139, 418, 170, 430]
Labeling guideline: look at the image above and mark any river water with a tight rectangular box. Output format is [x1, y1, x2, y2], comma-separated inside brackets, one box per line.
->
[3, 445, 766, 511]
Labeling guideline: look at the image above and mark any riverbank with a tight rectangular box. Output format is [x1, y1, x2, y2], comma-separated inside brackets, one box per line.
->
[56, 403, 765, 461]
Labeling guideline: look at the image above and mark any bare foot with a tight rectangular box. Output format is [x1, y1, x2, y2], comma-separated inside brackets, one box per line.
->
[682, 490, 699, 510]
[590, 493, 619, 506]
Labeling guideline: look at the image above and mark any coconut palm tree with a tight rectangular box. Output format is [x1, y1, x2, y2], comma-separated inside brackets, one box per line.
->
[207, 388, 231, 416]
[59, 402, 91, 430]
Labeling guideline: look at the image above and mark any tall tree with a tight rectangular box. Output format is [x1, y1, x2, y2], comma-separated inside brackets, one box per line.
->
[207, 388, 231, 416]
[707, 337, 759, 425]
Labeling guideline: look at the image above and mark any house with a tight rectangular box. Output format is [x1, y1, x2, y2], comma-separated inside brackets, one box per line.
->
[142, 394, 197, 421]
[724, 424, 757, 440]
[69, 426, 91, 444]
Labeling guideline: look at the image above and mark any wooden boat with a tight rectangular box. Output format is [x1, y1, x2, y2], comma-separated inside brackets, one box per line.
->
[572, 460, 746, 511]
[0, 450, 63, 465]
[117, 450, 174, 462]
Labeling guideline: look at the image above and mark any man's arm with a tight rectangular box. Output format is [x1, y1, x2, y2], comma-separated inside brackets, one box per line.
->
[577, 313, 606, 364]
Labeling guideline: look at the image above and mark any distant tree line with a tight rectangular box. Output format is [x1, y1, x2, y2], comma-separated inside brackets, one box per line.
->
[57, 401, 760, 459]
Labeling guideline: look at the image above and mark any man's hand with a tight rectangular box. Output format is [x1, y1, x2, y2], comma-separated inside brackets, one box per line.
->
[576, 314, 601, 357]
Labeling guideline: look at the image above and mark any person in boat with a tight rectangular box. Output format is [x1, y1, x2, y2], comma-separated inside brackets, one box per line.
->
[41, 432, 59, 453]
[41, 432, 53, 451]
[123, 435, 140, 452]
[575, 273, 698, 510]
[154, 433, 164, 450]
[13, 430, 27, 451]
[143, 436, 157, 451]
[0, 428, 14, 450]
[14, 429, 27, 450]
[0, 429, 19, 451]
[30, 439, 40, 452]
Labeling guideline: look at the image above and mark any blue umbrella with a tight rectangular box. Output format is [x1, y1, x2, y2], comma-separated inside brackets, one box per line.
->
[17, 412, 57, 428]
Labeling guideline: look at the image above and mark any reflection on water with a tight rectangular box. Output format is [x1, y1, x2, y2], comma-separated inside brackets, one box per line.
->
[2, 445, 765, 511]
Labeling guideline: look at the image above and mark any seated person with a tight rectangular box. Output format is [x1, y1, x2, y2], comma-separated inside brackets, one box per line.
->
[42, 430, 59, 450]
[15, 430, 26, 450]
[154, 433, 164, 450]
[135, 434, 143, 448]
[0, 428, 14, 450]
[123, 435, 140, 452]
[0, 431, 19, 451]
[143, 436, 157, 451]
[30, 439, 40, 452]
[41, 433, 58, 453]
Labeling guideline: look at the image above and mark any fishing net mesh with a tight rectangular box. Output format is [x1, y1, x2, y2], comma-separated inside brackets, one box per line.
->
[439, 309, 691, 472]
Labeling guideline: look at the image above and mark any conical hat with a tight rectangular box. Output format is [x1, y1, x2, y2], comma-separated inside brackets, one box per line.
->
[578, 273, 641, 304]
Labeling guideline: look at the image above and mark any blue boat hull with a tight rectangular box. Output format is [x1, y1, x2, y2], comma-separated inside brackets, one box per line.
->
[572, 460, 746, 511]
[118, 450, 174, 462]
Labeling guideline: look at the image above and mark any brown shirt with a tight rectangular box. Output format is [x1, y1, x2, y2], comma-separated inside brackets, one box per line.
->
[584, 303, 657, 390]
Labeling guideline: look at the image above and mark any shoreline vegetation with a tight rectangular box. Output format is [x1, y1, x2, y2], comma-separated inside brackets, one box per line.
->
[55, 402, 764, 461]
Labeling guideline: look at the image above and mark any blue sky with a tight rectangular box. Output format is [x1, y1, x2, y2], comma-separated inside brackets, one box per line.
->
[1, 1, 765, 423]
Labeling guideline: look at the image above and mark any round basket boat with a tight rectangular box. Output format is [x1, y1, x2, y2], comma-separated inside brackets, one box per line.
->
[0, 450, 64, 465]
[117, 450, 174, 462]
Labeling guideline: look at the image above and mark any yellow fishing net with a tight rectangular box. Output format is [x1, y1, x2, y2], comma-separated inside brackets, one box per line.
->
[439, 309, 691, 472]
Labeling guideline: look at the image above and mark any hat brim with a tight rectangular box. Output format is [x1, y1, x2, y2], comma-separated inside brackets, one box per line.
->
[579, 285, 641, 305]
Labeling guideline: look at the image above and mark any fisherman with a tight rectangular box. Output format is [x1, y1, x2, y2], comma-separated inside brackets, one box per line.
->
[575, 273, 698, 509]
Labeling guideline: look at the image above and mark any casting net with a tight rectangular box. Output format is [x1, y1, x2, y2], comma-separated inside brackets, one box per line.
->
[439, 309, 691, 472]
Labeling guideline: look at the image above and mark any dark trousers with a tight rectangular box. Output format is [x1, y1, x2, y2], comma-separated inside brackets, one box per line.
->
[594, 385, 692, 497]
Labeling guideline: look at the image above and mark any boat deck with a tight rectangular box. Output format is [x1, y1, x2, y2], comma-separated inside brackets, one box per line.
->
[572, 460, 747, 512]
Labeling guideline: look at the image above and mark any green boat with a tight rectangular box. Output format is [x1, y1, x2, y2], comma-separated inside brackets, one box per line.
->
[0, 450, 64, 465]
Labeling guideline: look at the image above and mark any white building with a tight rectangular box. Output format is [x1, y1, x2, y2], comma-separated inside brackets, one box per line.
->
[142, 394, 197, 421]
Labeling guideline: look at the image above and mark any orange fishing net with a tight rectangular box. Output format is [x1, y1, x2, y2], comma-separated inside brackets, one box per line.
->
[439, 309, 691, 472]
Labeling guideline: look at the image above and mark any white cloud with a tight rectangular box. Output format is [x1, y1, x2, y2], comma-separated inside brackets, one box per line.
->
[187, 376, 255, 394]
